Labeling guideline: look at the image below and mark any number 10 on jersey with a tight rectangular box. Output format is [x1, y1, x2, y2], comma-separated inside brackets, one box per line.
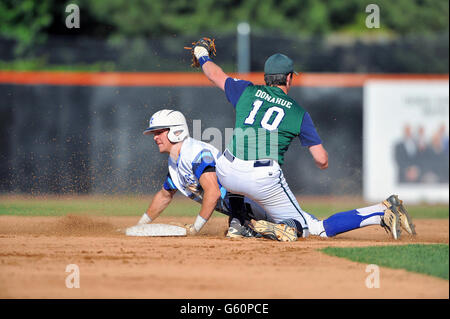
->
[244, 100, 285, 131]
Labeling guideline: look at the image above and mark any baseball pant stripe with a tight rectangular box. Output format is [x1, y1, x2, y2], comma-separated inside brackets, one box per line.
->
[277, 169, 308, 227]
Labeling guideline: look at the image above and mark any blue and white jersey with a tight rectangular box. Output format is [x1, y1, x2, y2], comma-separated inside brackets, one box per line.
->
[161, 137, 270, 220]
[162, 137, 230, 214]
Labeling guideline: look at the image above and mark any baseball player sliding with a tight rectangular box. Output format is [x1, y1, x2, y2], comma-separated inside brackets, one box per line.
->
[137, 108, 415, 242]
[136, 109, 270, 238]
[184, 37, 417, 241]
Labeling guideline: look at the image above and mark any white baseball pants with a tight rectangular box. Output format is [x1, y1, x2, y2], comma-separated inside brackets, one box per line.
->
[216, 150, 325, 237]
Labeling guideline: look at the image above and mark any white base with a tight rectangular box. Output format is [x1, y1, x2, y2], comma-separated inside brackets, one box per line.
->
[125, 224, 187, 237]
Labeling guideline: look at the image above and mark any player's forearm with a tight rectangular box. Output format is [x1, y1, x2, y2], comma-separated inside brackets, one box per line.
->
[189, 171, 222, 234]
[201, 61, 228, 91]
[197, 188, 221, 221]
[309, 144, 329, 170]
[193, 43, 228, 90]
[144, 189, 174, 221]
[187, 188, 221, 235]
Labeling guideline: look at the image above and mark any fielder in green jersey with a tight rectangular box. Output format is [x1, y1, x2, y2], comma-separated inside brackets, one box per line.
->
[191, 47, 329, 241]
[230, 84, 307, 165]
[190, 40, 415, 242]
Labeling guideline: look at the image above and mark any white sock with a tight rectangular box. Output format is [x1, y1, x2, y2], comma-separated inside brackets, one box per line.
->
[356, 204, 385, 226]
[356, 203, 386, 216]
[138, 213, 152, 225]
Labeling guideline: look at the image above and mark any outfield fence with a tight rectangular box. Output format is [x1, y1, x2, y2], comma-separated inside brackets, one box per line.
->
[0, 72, 447, 196]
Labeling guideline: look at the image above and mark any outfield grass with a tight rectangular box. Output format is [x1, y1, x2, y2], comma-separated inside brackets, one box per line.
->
[0, 195, 198, 217]
[0, 195, 448, 218]
[321, 244, 449, 280]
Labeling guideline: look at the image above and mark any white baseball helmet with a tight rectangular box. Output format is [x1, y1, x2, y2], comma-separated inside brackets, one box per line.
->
[143, 109, 189, 143]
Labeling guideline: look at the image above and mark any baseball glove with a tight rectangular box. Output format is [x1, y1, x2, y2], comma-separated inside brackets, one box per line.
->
[184, 37, 216, 68]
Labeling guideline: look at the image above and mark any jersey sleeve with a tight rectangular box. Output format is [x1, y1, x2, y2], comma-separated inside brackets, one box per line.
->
[192, 149, 216, 180]
[163, 173, 177, 191]
[224, 77, 253, 108]
[299, 112, 322, 146]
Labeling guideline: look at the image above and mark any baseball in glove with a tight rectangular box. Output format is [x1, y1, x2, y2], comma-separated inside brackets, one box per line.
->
[184, 37, 216, 68]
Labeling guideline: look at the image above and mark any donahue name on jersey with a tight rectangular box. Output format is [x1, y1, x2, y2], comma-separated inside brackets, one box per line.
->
[255, 89, 293, 109]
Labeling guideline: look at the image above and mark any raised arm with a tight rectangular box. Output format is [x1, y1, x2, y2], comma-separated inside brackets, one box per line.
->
[188, 37, 228, 91]
[201, 60, 228, 91]
[194, 45, 228, 91]
[189, 38, 253, 102]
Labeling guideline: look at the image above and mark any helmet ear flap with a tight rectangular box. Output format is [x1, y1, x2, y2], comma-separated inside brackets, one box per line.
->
[167, 126, 189, 143]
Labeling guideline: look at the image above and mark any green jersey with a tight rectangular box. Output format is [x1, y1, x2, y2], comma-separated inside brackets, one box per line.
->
[227, 84, 306, 165]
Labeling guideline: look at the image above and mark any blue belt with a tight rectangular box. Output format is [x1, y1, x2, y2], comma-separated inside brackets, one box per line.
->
[223, 149, 273, 167]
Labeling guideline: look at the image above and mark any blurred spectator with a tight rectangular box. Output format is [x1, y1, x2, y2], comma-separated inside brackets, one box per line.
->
[395, 124, 420, 183]
[395, 124, 449, 184]
[428, 124, 449, 183]
[415, 126, 436, 183]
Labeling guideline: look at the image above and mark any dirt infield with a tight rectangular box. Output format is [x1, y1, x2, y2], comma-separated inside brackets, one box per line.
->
[0, 215, 448, 299]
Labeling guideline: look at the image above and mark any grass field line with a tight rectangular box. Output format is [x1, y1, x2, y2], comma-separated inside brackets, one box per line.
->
[0, 194, 448, 218]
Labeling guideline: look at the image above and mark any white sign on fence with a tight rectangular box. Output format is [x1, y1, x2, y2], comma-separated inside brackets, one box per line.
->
[363, 80, 449, 203]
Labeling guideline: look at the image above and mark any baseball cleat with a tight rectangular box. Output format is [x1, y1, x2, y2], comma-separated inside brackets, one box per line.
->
[226, 227, 243, 238]
[383, 194, 416, 236]
[381, 208, 401, 240]
[249, 220, 298, 242]
[226, 221, 261, 238]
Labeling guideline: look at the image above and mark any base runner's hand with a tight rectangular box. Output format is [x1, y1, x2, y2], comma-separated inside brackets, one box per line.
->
[169, 222, 197, 235]
[185, 224, 197, 235]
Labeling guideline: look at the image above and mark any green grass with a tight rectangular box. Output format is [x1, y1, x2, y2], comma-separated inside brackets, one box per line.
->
[0, 195, 448, 218]
[321, 244, 449, 280]
[0, 195, 199, 217]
